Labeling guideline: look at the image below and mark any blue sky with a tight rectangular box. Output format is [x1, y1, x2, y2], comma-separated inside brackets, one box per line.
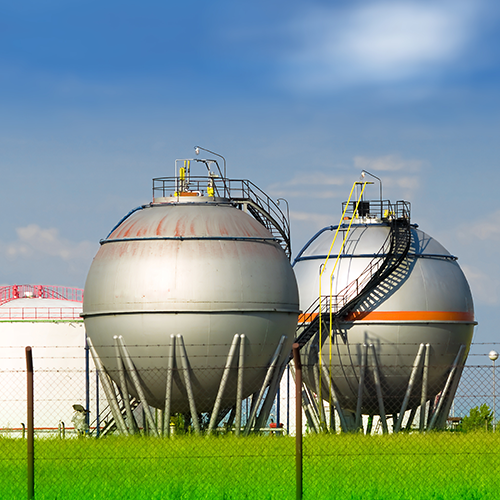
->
[1, 0, 500, 346]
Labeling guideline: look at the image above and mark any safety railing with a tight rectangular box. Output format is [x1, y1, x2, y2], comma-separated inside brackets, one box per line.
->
[341, 199, 411, 220]
[152, 176, 291, 259]
[0, 285, 84, 306]
[0, 307, 83, 321]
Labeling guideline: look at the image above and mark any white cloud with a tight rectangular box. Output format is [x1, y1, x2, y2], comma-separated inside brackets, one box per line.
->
[353, 154, 423, 199]
[4, 225, 95, 261]
[460, 210, 500, 242]
[0, 225, 97, 285]
[284, 0, 480, 90]
[354, 154, 423, 172]
[291, 211, 332, 227]
[267, 172, 347, 199]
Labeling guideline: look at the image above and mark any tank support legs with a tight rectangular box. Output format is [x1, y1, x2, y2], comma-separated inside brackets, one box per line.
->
[234, 334, 246, 436]
[177, 335, 200, 434]
[369, 344, 388, 434]
[163, 335, 176, 436]
[87, 336, 129, 435]
[243, 336, 286, 435]
[419, 344, 430, 431]
[394, 343, 426, 432]
[113, 337, 138, 434]
[428, 344, 465, 430]
[208, 334, 240, 434]
[355, 344, 368, 431]
[116, 336, 160, 436]
[320, 363, 350, 431]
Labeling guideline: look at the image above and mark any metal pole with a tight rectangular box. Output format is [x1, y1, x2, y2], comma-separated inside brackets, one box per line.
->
[321, 363, 349, 432]
[26, 346, 34, 500]
[116, 336, 159, 436]
[287, 364, 290, 434]
[164, 335, 176, 437]
[96, 370, 100, 438]
[494, 359, 497, 432]
[87, 337, 129, 435]
[85, 337, 90, 431]
[489, 351, 499, 432]
[235, 334, 245, 436]
[244, 336, 285, 435]
[177, 335, 200, 434]
[394, 343, 425, 433]
[355, 344, 368, 431]
[428, 345, 465, 430]
[208, 334, 240, 433]
[114, 337, 137, 434]
[292, 344, 303, 500]
[369, 344, 388, 434]
[419, 344, 430, 432]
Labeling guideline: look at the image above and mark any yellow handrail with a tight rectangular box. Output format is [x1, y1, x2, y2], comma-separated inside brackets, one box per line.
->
[317, 181, 369, 427]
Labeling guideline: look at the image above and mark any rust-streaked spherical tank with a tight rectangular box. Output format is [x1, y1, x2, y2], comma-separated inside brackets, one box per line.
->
[83, 161, 299, 414]
[294, 188, 475, 425]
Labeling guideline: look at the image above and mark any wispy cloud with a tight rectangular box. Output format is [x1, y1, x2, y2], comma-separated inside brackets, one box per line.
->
[267, 172, 347, 199]
[456, 210, 500, 242]
[354, 154, 423, 172]
[283, 0, 481, 91]
[0, 225, 96, 285]
[353, 154, 424, 199]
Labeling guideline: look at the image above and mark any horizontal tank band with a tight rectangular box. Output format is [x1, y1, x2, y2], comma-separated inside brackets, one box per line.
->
[82, 307, 301, 318]
[298, 310, 475, 324]
[99, 236, 279, 245]
[293, 252, 458, 263]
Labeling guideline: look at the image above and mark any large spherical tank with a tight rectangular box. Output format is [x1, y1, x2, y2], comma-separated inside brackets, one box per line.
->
[294, 219, 475, 415]
[83, 197, 299, 413]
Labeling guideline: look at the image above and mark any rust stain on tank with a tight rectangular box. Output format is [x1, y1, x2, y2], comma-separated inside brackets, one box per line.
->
[174, 217, 188, 237]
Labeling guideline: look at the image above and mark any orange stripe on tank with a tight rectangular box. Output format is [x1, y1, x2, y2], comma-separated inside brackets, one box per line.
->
[298, 310, 475, 324]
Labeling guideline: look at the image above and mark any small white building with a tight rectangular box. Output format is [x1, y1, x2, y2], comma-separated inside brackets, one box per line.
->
[0, 285, 87, 436]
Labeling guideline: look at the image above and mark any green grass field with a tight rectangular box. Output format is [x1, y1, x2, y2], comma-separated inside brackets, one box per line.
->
[1, 432, 499, 499]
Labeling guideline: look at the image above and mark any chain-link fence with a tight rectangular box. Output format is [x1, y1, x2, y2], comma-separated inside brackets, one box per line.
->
[1, 343, 499, 499]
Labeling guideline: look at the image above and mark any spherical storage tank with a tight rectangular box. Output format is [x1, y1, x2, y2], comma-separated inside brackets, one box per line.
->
[83, 158, 299, 420]
[294, 183, 475, 430]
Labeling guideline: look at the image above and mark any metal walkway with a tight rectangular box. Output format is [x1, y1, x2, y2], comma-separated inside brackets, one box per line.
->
[294, 202, 412, 351]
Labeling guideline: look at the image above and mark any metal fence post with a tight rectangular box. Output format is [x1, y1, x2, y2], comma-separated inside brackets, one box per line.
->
[293, 343, 303, 500]
[26, 346, 34, 500]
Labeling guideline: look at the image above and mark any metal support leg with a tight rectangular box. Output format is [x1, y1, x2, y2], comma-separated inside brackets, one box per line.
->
[355, 344, 368, 431]
[314, 363, 327, 428]
[208, 334, 240, 434]
[235, 334, 245, 436]
[419, 344, 430, 431]
[87, 337, 128, 435]
[290, 364, 316, 433]
[163, 335, 176, 436]
[369, 344, 388, 434]
[176, 334, 200, 434]
[255, 349, 289, 432]
[114, 336, 138, 434]
[394, 343, 425, 433]
[321, 363, 350, 432]
[428, 345, 465, 430]
[116, 336, 159, 437]
[244, 336, 286, 435]
[405, 406, 418, 431]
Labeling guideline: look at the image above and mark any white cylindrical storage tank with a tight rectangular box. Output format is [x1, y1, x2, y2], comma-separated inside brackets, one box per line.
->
[294, 197, 475, 421]
[83, 168, 299, 415]
[0, 285, 85, 435]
